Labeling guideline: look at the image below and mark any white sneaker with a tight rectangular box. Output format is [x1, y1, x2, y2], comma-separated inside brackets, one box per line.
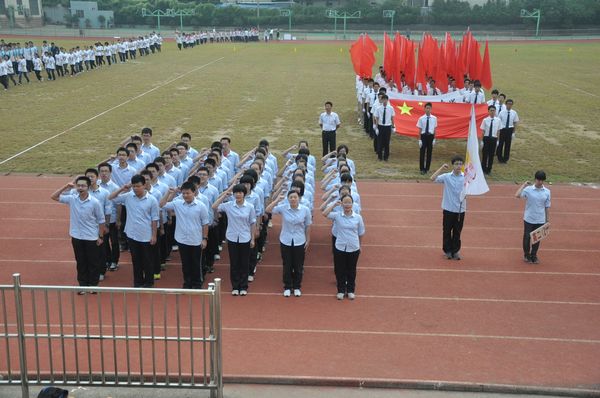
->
[172, 245, 179, 252]
[268, 220, 273, 228]
[231, 290, 239, 296]
[248, 275, 254, 282]
[283, 289, 291, 297]
[347, 293, 356, 300]
[99, 274, 105, 281]
[239, 290, 247, 296]
[214, 254, 220, 260]
[218, 245, 223, 252]
[336, 293, 344, 300]
[294, 289, 301, 297]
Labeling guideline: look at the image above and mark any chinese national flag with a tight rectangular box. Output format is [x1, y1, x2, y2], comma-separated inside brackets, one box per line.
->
[391, 100, 488, 139]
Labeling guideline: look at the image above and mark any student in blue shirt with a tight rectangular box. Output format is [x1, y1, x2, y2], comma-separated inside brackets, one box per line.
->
[213, 184, 257, 296]
[431, 156, 467, 260]
[109, 174, 160, 288]
[51, 176, 105, 292]
[267, 190, 312, 297]
[515, 170, 551, 264]
[322, 194, 365, 300]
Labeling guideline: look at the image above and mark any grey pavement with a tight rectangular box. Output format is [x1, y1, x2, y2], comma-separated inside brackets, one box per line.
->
[0, 385, 576, 398]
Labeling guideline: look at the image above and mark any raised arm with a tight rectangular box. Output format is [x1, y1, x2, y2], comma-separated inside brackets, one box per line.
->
[108, 183, 131, 201]
[265, 193, 285, 213]
[322, 199, 340, 218]
[50, 182, 75, 201]
[430, 164, 448, 182]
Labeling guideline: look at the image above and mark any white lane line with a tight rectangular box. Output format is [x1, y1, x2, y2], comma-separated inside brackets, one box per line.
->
[556, 81, 600, 98]
[2, 217, 599, 234]
[245, 292, 600, 306]
[1, 259, 598, 277]
[9, 323, 600, 344]
[223, 326, 600, 344]
[0, 57, 225, 166]
[0, 201, 597, 217]
[1, 237, 598, 252]
[357, 193, 600, 201]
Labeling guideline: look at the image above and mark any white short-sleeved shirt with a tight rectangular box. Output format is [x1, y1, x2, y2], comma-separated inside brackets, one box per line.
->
[465, 90, 486, 104]
[319, 112, 340, 131]
[373, 104, 395, 126]
[417, 114, 437, 135]
[498, 109, 519, 129]
[480, 116, 502, 138]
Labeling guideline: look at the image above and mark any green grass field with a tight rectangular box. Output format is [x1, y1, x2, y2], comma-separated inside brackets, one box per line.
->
[1, 39, 599, 182]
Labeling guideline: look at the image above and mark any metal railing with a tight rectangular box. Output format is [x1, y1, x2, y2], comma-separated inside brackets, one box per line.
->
[0, 274, 223, 398]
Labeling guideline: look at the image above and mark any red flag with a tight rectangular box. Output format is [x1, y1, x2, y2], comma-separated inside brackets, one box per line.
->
[469, 40, 482, 81]
[404, 41, 416, 90]
[349, 40, 362, 76]
[393, 32, 404, 86]
[383, 33, 395, 81]
[479, 40, 493, 90]
[349, 35, 378, 78]
[391, 100, 488, 139]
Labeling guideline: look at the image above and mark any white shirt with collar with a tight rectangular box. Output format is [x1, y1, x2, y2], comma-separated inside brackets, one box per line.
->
[499, 108, 519, 129]
[319, 112, 341, 132]
[480, 116, 502, 138]
[417, 114, 438, 135]
[373, 104, 395, 126]
[466, 90, 486, 104]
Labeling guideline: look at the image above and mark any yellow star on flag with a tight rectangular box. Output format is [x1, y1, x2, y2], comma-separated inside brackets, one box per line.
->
[397, 102, 414, 115]
[418, 102, 424, 106]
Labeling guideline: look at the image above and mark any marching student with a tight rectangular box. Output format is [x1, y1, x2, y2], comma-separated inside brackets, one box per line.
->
[465, 80, 485, 104]
[266, 190, 312, 297]
[322, 194, 365, 300]
[373, 94, 395, 162]
[161, 183, 210, 288]
[430, 156, 467, 260]
[17, 56, 30, 84]
[486, 89, 501, 110]
[319, 101, 342, 157]
[515, 171, 551, 264]
[51, 176, 105, 292]
[416, 102, 437, 174]
[480, 105, 502, 175]
[0, 58, 8, 90]
[109, 174, 160, 288]
[212, 184, 257, 296]
[4, 55, 18, 86]
[32, 53, 43, 81]
[42, 52, 56, 81]
[98, 162, 121, 272]
[497, 99, 520, 164]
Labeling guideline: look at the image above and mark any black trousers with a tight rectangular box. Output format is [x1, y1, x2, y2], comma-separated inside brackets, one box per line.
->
[523, 221, 544, 259]
[322, 130, 336, 157]
[419, 134, 434, 172]
[103, 222, 120, 265]
[128, 238, 154, 287]
[18, 72, 29, 83]
[202, 224, 219, 273]
[481, 136, 497, 173]
[280, 243, 305, 290]
[377, 125, 392, 161]
[152, 228, 161, 275]
[71, 238, 101, 286]
[227, 240, 251, 291]
[442, 210, 465, 255]
[0, 75, 7, 89]
[496, 128, 514, 163]
[333, 248, 360, 294]
[179, 243, 203, 288]
[46, 69, 56, 80]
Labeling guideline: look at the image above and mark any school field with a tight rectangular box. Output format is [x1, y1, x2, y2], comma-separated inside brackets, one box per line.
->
[0, 39, 599, 183]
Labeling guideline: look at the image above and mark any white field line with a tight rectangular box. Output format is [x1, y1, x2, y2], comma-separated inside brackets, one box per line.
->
[0, 57, 225, 166]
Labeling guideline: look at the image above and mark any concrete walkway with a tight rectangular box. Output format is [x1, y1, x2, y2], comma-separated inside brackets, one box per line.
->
[0, 385, 574, 398]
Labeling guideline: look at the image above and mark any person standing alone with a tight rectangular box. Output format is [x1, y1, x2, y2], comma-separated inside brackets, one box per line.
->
[319, 101, 341, 157]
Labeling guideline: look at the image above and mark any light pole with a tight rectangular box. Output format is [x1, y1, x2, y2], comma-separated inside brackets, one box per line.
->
[383, 10, 395, 34]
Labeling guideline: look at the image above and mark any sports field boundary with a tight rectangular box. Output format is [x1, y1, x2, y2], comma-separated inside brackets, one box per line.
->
[224, 375, 600, 397]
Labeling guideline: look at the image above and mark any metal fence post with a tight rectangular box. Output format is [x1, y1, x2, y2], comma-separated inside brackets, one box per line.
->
[214, 278, 223, 398]
[13, 273, 29, 398]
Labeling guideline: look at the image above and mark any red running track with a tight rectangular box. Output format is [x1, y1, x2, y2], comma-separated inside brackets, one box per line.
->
[0, 175, 599, 393]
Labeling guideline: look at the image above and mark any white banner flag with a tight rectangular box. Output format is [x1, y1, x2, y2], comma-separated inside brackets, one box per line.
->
[387, 90, 464, 103]
[460, 106, 489, 200]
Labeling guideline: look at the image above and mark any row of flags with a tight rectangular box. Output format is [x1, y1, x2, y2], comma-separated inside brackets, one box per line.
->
[350, 31, 493, 91]
[349, 32, 490, 199]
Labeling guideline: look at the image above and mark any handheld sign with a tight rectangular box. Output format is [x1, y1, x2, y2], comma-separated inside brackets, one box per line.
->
[530, 222, 551, 246]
